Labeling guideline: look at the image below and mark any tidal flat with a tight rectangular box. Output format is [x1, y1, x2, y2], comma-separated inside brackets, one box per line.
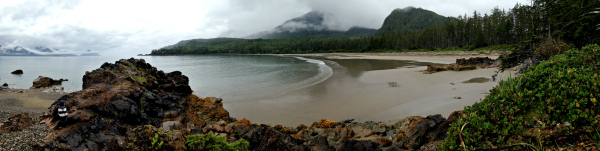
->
[225, 53, 507, 126]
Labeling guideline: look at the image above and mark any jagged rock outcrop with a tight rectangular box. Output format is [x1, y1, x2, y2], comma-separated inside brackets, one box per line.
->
[11, 69, 23, 74]
[228, 114, 459, 150]
[31, 76, 67, 88]
[0, 113, 36, 134]
[34, 58, 232, 150]
[424, 57, 499, 74]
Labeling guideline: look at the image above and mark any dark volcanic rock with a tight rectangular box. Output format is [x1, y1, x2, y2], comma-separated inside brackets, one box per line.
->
[1, 83, 8, 90]
[337, 140, 382, 151]
[11, 69, 23, 74]
[34, 58, 231, 150]
[0, 113, 36, 134]
[234, 124, 309, 150]
[31, 76, 66, 88]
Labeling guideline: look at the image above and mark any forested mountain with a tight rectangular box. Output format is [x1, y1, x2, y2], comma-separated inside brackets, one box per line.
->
[244, 11, 376, 39]
[151, 0, 599, 55]
[244, 11, 341, 39]
[376, 7, 451, 35]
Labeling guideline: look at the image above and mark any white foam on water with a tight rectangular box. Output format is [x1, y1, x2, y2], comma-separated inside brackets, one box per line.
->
[289, 56, 333, 91]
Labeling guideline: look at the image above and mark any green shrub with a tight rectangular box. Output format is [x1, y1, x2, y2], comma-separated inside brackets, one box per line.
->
[186, 133, 249, 151]
[441, 44, 600, 150]
[150, 134, 164, 150]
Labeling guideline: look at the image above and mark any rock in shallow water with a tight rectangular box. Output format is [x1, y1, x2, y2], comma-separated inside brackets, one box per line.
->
[11, 69, 23, 74]
[31, 76, 66, 88]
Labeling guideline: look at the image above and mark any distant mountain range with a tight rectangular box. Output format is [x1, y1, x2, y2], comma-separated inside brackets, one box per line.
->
[241, 11, 377, 39]
[160, 7, 453, 51]
[216, 7, 452, 40]
[0, 45, 100, 56]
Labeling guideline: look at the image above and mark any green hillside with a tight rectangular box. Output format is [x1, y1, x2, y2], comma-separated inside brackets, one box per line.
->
[376, 7, 451, 35]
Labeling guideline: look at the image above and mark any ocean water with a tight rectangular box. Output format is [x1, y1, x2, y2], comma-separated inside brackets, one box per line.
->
[0, 55, 330, 102]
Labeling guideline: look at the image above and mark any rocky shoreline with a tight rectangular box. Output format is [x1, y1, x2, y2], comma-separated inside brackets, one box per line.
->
[1, 58, 470, 150]
[0, 111, 51, 151]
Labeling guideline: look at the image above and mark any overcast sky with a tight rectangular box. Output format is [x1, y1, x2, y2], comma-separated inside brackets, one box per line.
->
[0, 0, 528, 56]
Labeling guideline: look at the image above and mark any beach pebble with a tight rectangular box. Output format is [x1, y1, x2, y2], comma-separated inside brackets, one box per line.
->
[0, 111, 51, 151]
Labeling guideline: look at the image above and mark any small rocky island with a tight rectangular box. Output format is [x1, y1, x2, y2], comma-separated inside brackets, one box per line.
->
[11, 69, 23, 74]
[28, 58, 461, 150]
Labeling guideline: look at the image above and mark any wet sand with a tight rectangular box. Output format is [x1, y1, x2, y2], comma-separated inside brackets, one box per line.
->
[224, 53, 510, 126]
[0, 89, 63, 113]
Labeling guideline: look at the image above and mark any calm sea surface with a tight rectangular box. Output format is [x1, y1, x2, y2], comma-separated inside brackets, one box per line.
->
[0, 55, 328, 101]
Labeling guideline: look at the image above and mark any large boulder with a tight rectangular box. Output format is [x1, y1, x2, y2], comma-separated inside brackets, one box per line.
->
[392, 114, 449, 150]
[31, 76, 66, 88]
[34, 58, 231, 150]
[11, 69, 23, 74]
[1, 83, 8, 90]
[0, 113, 36, 134]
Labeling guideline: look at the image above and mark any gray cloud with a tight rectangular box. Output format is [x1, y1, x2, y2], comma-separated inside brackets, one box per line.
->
[1, 0, 80, 21]
[0, 0, 528, 55]
[0, 0, 123, 54]
[215, 0, 527, 35]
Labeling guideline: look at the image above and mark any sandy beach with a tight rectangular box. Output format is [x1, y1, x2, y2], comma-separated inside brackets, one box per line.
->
[0, 88, 63, 150]
[225, 53, 509, 126]
[0, 88, 63, 113]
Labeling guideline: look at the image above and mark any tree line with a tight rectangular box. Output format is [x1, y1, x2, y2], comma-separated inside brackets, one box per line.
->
[151, 0, 599, 55]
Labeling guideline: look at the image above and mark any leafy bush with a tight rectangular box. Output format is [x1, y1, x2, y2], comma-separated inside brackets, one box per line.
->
[497, 36, 542, 72]
[441, 44, 600, 150]
[150, 134, 164, 150]
[186, 133, 249, 151]
[533, 39, 572, 61]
